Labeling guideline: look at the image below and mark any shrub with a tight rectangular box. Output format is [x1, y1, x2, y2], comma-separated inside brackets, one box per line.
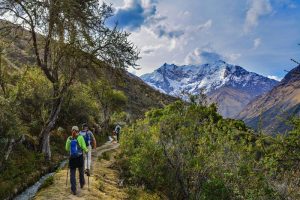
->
[120, 101, 279, 199]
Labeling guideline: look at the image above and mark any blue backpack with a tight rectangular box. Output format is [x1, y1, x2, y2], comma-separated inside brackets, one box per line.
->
[70, 137, 82, 158]
[83, 131, 91, 147]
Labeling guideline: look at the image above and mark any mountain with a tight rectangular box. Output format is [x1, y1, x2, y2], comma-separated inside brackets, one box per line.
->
[141, 61, 278, 118]
[238, 64, 300, 134]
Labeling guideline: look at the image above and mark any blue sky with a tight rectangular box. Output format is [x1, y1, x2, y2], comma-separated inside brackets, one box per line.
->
[104, 0, 300, 79]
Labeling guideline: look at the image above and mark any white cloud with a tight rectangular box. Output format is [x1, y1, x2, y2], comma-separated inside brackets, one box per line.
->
[227, 53, 242, 62]
[107, 0, 299, 78]
[153, 25, 185, 39]
[253, 38, 261, 49]
[267, 75, 282, 81]
[141, 44, 163, 55]
[197, 19, 213, 31]
[185, 48, 224, 65]
[169, 39, 177, 50]
[185, 19, 212, 33]
[181, 11, 191, 17]
[244, 0, 272, 33]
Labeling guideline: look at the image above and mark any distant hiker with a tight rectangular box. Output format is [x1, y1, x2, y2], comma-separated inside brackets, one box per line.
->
[114, 124, 121, 142]
[79, 123, 96, 176]
[109, 130, 117, 143]
[65, 126, 89, 195]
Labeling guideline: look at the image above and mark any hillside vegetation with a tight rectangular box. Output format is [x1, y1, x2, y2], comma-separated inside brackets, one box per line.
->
[0, 20, 176, 120]
[0, 19, 175, 200]
[120, 98, 300, 199]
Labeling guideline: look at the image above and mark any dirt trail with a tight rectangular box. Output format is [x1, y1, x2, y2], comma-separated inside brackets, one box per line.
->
[34, 142, 128, 200]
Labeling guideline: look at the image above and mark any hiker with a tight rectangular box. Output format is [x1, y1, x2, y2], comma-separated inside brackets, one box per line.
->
[79, 123, 96, 176]
[114, 124, 121, 142]
[109, 130, 117, 143]
[65, 126, 89, 195]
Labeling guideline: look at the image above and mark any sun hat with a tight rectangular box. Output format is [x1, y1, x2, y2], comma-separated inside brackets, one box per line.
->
[72, 126, 79, 131]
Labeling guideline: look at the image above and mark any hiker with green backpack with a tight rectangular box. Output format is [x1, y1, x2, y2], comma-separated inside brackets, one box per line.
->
[65, 126, 89, 195]
[79, 123, 97, 176]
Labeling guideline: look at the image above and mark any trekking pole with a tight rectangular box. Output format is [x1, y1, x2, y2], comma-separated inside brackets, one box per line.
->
[87, 152, 90, 191]
[66, 165, 69, 187]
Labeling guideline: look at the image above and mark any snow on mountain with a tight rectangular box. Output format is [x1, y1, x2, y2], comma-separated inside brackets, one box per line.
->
[141, 60, 277, 96]
[140, 60, 278, 118]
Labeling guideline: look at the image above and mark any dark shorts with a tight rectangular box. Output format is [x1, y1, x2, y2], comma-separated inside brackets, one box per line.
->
[69, 154, 84, 169]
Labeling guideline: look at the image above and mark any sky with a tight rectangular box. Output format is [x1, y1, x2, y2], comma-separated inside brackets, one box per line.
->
[104, 0, 300, 79]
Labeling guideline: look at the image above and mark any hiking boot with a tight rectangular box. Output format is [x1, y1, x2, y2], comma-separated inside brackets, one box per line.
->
[80, 184, 85, 189]
[85, 169, 90, 176]
[71, 190, 77, 195]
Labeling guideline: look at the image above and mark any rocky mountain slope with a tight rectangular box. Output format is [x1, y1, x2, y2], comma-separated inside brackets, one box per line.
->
[141, 61, 278, 118]
[238, 64, 300, 134]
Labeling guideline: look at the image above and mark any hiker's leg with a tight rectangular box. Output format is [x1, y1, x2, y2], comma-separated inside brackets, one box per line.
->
[84, 148, 90, 170]
[70, 168, 76, 193]
[117, 132, 120, 142]
[79, 166, 85, 187]
[84, 152, 87, 170]
[87, 146, 92, 170]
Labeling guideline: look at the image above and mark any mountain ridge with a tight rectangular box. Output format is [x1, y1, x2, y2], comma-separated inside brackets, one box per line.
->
[141, 60, 278, 118]
[237, 64, 300, 134]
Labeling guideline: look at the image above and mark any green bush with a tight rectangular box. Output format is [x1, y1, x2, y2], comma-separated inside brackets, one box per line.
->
[200, 179, 232, 200]
[120, 101, 281, 199]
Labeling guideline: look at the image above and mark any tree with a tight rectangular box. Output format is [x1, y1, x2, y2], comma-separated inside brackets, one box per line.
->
[59, 82, 101, 127]
[0, 0, 139, 160]
[0, 40, 9, 96]
[89, 80, 127, 134]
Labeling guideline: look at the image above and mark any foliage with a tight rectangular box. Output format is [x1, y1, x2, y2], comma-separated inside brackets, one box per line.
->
[59, 82, 100, 127]
[0, 144, 52, 199]
[0, 96, 24, 140]
[12, 67, 52, 136]
[111, 111, 130, 125]
[0, 0, 139, 159]
[120, 100, 300, 199]
[126, 187, 164, 200]
[39, 176, 54, 191]
[89, 79, 128, 133]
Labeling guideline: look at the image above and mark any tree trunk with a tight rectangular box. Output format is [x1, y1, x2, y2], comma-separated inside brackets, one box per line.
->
[40, 126, 52, 160]
[39, 87, 64, 161]
[0, 136, 25, 169]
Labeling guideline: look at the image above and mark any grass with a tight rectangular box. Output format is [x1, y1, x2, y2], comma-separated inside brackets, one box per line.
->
[0, 144, 46, 199]
[39, 176, 54, 191]
[98, 179, 105, 192]
[0, 132, 66, 200]
[126, 187, 164, 200]
[98, 151, 111, 161]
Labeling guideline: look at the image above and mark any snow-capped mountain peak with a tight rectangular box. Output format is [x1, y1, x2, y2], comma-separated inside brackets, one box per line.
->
[141, 60, 277, 97]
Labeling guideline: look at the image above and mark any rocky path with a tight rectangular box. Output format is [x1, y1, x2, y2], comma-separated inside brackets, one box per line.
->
[34, 142, 128, 200]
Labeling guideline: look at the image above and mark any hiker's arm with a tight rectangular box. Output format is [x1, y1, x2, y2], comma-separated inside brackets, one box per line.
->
[78, 136, 88, 153]
[65, 137, 71, 152]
